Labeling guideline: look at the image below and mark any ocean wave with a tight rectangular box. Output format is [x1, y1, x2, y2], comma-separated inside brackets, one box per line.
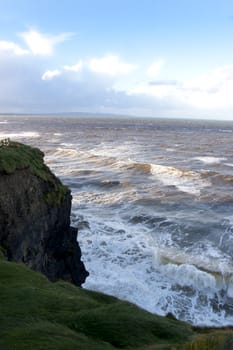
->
[0, 131, 40, 139]
[48, 145, 210, 199]
[112, 160, 152, 173]
[160, 263, 217, 291]
[194, 156, 226, 164]
[150, 163, 210, 195]
[157, 247, 233, 298]
[129, 214, 167, 227]
[53, 148, 80, 158]
[203, 170, 233, 186]
[60, 142, 74, 147]
[49, 147, 117, 169]
[111, 160, 210, 195]
[99, 180, 121, 187]
[158, 247, 233, 276]
[72, 189, 136, 205]
[67, 179, 122, 190]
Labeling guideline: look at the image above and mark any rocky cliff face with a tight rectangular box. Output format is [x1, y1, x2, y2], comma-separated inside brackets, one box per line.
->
[0, 141, 88, 286]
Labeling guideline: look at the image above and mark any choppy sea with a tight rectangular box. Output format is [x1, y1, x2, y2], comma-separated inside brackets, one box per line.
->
[1, 115, 233, 326]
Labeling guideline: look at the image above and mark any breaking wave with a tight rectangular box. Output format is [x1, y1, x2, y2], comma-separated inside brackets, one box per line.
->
[0, 131, 40, 139]
[112, 160, 210, 195]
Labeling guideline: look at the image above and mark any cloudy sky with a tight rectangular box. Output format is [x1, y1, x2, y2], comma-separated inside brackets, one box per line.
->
[1, 0, 233, 119]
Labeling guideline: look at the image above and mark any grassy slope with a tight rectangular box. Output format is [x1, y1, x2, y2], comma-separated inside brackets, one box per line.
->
[0, 259, 192, 350]
[1, 259, 233, 350]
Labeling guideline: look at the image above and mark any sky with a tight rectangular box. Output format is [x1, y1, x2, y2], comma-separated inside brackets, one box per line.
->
[1, 0, 233, 119]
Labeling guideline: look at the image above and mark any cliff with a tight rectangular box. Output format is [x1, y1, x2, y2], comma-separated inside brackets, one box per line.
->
[0, 141, 88, 286]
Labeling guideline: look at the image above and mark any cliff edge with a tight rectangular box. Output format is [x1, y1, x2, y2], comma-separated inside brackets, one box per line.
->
[0, 140, 88, 286]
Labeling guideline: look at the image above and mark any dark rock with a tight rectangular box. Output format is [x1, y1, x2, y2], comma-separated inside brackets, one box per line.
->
[0, 142, 88, 286]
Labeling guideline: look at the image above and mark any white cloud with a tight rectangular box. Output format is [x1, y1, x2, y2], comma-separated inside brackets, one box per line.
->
[180, 65, 233, 108]
[130, 83, 177, 99]
[41, 56, 136, 83]
[42, 69, 61, 80]
[1, 32, 233, 120]
[147, 59, 164, 77]
[64, 60, 83, 72]
[0, 40, 29, 55]
[89, 55, 137, 76]
[128, 64, 233, 112]
[20, 30, 73, 55]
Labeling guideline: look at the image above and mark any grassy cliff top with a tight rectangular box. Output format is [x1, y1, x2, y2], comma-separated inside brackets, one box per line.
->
[0, 141, 69, 205]
[0, 140, 52, 181]
[0, 258, 233, 350]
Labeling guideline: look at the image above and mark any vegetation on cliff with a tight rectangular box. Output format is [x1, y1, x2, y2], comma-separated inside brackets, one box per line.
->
[0, 140, 69, 205]
[0, 259, 233, 350]
[0, 140, 88, 285]
[0, 140, 49, 178]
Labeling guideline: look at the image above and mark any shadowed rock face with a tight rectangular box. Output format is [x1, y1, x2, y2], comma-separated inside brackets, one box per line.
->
[0, 142, 88, 286]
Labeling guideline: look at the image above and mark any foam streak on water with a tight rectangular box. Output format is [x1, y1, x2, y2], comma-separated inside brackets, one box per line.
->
[1, 115, 233, 326]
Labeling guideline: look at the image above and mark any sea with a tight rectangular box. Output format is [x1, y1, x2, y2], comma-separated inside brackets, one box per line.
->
[1, 114, 233, 327]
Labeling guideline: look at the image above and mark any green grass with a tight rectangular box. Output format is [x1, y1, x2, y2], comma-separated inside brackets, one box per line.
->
[0, 141, 69, 205]
[0, 141, 49, 179]
[0, 259, 190, 350]
[1, 260, 233, 350]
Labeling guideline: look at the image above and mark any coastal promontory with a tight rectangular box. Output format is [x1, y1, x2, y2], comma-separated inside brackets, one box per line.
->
[0, 140, 88, 286]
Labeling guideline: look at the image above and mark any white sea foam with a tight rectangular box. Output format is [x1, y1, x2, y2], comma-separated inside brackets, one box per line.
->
[90, 142, 134, 159]
[74, 202, 233, 326]
[54, 148, 80, 158]
[160, 263, 217, 290]
[150, 163, 210, 195]
[224, 215, 233, 226]
[110, 160, 210, 195]
[72, 188, 136, 206]
[194, 156, 226, 164]
[81, 229, 233, 325]
[226, 275, 233, 298]
[158, 247, 233, 275]
[60, 142, 74, 147]
[0, 131, 40, 139]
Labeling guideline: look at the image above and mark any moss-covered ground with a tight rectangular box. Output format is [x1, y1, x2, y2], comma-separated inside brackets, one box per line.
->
[0, 259, 233, 350]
